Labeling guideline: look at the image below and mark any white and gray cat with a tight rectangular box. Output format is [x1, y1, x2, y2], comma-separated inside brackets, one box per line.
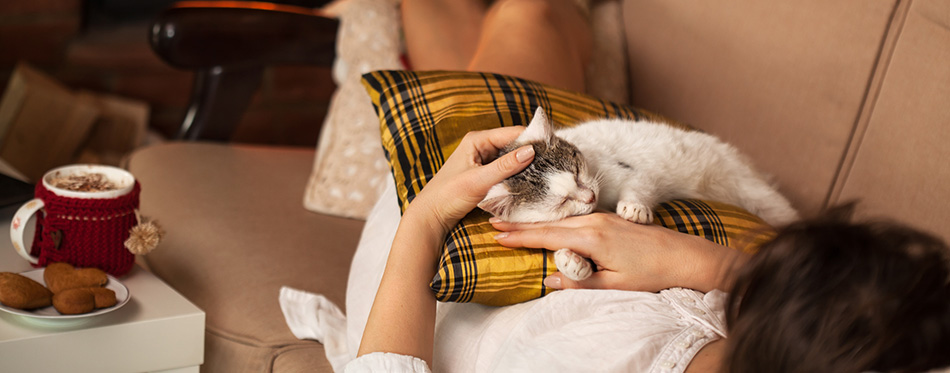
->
[478, 107, 798, 282]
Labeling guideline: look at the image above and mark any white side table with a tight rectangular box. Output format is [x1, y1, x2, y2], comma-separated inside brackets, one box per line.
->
[0, 204, 205, 373]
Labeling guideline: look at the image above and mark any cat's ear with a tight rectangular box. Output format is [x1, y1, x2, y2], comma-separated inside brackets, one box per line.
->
[478, 183, 513, 218]
[518, 107, 554, 144]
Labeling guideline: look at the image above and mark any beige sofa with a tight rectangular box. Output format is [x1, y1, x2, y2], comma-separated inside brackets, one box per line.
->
[128, 0, 950, 371]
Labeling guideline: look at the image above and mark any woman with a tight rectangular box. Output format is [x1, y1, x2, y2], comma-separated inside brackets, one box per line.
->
[351, 0, 950, 371]
[352, 127, 950, 373]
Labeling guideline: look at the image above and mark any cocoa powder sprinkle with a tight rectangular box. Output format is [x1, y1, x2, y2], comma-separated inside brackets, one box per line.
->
[50, 173, 117, 192]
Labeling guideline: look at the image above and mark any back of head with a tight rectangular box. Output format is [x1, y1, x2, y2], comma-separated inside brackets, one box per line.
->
[725, 207, 950, 372]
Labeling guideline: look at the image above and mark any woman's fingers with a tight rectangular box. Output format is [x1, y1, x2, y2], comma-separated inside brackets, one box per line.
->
[493, 226, 593, 256]
[492, 211, 617, 231]
[492, 213, 627, 257]
[442, 127, 532, 198]
[439, 143, 533, 214]
[478, 144, 534, 184]
[472, 126, 525, 155]
[458, 126, 525, 165]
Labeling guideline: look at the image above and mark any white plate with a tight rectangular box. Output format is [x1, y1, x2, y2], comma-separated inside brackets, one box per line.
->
[0, 268, 130, 319]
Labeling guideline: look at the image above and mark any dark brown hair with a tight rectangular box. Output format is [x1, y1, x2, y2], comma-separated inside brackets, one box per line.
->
[725, 207, 950, 372]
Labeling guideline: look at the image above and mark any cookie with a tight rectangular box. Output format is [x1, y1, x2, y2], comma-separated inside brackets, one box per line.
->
[89, 287, 117, 308]
[43, 262, 108, 294]
[0, 272, 53, 310]
[52, 287, 117, 315]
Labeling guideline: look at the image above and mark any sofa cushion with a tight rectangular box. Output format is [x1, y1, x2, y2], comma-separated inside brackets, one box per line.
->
[129, 143, 363, 372]
[303, 0, 402, 220]
[620, 0, 898, 215]
[834, 0, 950, 243]
[362, 70, 775, 306]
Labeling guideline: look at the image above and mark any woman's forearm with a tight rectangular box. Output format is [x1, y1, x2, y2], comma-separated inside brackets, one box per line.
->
[492, 213, 752, 293]
[356, 208, 446, 365]
[674, 233, 751, 293]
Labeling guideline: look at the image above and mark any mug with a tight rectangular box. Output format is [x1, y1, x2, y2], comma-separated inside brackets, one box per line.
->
[9, 164, 140, 276]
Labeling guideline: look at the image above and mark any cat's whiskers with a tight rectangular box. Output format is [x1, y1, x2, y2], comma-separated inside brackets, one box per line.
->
[591, 169, 608, 191]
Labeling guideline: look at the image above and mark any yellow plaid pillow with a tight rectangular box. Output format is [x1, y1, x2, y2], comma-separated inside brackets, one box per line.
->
[362, 70, 775, 306]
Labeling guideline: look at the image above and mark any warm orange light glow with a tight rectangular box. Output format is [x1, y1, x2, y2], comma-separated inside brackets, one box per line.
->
[172, 1, 321, 16]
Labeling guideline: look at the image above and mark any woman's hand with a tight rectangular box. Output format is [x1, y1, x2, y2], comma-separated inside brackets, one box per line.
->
[405, 126, 535, 237]
[492, 212, 749, 293]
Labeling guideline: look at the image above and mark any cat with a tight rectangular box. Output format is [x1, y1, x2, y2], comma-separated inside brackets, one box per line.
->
[478, 107, 798, 282]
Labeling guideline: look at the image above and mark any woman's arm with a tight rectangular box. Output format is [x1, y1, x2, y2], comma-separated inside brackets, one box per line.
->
[492, 212, 751, 293]
[357, 127, 535, 365]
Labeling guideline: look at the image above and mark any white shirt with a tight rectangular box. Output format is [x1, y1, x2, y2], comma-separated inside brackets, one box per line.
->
[345, 287, 728, 373]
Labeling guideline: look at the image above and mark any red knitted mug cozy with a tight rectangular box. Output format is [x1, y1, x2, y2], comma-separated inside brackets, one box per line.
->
[29, 181, 141, 276]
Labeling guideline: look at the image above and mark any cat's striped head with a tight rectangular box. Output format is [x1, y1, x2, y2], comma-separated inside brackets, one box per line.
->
[478, 108, 599, 223]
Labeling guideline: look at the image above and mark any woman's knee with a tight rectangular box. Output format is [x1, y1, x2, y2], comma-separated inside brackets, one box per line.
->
[485, 0, 590, 49]
[487, 0, 562, 26]
[470, 0, 591, 92]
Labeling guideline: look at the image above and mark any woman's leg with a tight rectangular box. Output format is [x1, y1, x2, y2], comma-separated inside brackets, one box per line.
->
[401, 0, 488, 70]
[468, 0, 592, 92]
[402, 0, 592, 93]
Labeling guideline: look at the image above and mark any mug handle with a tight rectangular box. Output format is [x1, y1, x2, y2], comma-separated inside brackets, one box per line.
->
[10, 198, 43, 264]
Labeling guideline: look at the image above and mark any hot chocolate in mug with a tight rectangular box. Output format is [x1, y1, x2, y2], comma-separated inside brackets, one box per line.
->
[9, 164, 140, 276]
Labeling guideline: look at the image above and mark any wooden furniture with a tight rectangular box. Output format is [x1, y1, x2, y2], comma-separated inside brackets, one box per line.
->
[149, 1, 338, 140]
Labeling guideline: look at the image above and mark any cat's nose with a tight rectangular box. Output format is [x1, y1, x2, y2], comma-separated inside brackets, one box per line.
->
[575, 188, 595, 204]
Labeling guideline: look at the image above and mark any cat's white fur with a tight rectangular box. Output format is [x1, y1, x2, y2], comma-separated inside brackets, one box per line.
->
[483, 107, 799, 282]
[560, 118, 798, 227]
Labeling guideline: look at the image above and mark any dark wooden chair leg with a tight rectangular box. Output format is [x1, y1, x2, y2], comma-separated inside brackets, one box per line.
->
[177, 66, 264, 141]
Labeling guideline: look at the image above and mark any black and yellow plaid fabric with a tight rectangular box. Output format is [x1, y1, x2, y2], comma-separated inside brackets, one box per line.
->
[362, 70, 775, 306]
[654, 200, 776, 253]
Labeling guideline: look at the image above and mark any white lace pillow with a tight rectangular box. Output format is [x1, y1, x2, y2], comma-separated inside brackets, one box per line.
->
[303, 0, 402, 219]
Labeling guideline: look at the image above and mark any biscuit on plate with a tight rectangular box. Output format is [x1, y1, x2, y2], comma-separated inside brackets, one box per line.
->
[44, 262, 108, 294]
[52, 287, 117, 315]
[0, 272, 53, 310]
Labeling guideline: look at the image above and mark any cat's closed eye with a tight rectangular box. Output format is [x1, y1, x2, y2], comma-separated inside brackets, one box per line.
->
[558, 197, 570, 207]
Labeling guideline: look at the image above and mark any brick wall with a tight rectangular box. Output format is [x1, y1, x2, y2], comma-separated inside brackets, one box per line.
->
[0, 0, 334, 147]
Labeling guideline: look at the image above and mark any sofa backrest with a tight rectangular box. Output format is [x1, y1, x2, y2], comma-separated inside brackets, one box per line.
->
[621, 0, 950, 242]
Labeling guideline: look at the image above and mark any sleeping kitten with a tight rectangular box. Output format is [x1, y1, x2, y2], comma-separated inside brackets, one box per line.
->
[479, 107, 798, 282]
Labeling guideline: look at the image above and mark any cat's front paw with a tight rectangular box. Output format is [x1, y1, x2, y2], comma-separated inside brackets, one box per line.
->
[554, 248, 593, 282]
[617, 201, 654, 224]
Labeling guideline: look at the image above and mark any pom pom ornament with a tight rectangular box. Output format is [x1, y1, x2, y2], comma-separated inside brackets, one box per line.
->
[124, 211, 164, 255]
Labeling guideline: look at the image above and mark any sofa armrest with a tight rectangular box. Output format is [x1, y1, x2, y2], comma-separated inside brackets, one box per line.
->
[149, 2, 340, 141]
